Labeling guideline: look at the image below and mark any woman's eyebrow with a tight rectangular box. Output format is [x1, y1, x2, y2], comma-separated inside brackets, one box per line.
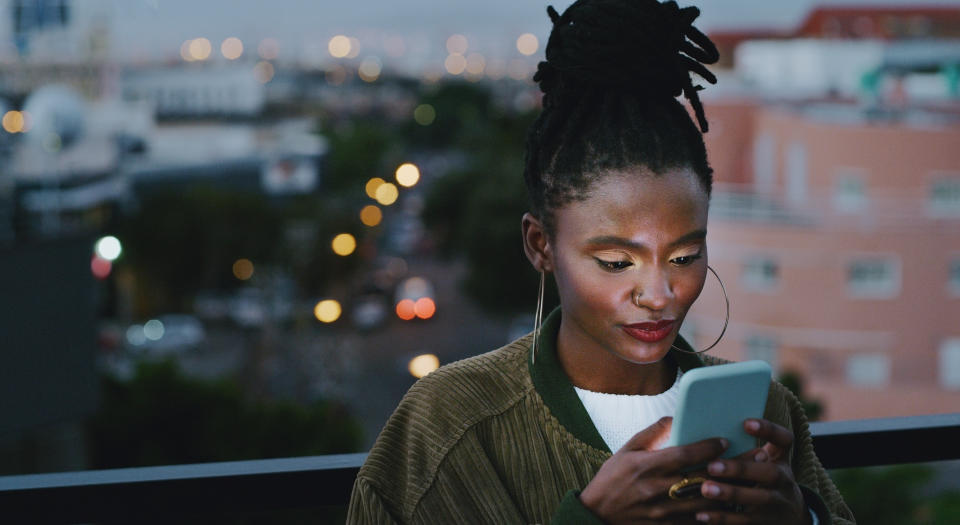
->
[585, 229, 707, 250]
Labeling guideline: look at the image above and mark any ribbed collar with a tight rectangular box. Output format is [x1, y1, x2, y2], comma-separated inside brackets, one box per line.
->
[528, 307, 706, 454]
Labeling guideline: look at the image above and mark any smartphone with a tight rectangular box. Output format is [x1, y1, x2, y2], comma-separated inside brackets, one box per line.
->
[663, 360, 772, 460]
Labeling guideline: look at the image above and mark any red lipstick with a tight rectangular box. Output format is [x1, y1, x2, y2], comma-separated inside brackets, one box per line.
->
[622, 320, 675, 343]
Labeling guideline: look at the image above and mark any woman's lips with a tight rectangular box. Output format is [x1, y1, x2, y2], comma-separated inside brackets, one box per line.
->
[621, 320, 676, 343]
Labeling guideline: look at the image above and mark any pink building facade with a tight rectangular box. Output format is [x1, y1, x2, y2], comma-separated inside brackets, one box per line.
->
[686, 100, 960, 420]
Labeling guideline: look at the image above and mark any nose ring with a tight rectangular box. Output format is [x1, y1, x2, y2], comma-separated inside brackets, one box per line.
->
[632, 290, 643, 308]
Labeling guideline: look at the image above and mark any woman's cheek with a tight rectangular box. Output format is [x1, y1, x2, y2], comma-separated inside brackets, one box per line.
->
[675, 267, 708, 310]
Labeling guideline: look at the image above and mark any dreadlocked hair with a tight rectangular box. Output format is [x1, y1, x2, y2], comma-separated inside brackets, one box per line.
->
[523, 0, 720, 235]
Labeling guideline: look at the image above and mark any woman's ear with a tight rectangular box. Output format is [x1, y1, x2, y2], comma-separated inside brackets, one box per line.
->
[521, 212, 552, 273]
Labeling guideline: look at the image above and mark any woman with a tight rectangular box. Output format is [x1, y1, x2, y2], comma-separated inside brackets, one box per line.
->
[348, 0, 855, 523]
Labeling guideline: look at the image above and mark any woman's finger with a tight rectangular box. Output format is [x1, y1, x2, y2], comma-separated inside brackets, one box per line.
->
[629, 495, 727, 522]
[693, 510, 753, 524]
[707, 458, 788, 487]
[700, 479, 780, 507]
[638, 437, 729, 475]
[743, 419, 793, 460]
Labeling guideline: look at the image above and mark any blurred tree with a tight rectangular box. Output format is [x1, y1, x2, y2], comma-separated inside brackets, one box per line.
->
[923, 490, 960, 524]
[119, 187, 282, 316]
[280, 195, 364, 296]
[88, 360, 363, 468]
[830, 464, 960, 525]
[403, 81, 494, 149]
[321, 120, 396, 195]
[117, 188, 365, 317]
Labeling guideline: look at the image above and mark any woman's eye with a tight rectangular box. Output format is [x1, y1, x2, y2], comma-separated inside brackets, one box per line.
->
[672, 253, 703, 266]
[596, 259, 632, 271]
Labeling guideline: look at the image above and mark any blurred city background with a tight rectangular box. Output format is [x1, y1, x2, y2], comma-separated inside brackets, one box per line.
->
[0, 0, 958, 522]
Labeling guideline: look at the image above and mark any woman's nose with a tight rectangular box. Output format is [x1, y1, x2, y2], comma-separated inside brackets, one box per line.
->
[632, 269, 673, 311]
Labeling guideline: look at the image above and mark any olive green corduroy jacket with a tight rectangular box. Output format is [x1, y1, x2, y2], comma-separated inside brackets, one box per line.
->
[348, 309, 856, 524]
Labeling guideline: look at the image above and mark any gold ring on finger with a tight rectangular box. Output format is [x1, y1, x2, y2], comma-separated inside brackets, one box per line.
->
[668, 476, 706, 500]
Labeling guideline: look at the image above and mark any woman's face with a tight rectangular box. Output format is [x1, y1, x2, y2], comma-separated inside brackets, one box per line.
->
[548, 168, 709, 365]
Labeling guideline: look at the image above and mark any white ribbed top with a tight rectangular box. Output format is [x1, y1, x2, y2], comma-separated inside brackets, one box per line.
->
[574, 369, 683, 453]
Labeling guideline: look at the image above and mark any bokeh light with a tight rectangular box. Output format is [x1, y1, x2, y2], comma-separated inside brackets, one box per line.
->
[347, 37, 362, 58]
[126, 325, 146, 346]
[180, 40, 194, 62]
[91, 255, 112, 280]
[2, 111, 24, 133]
[444, 54, 467, 75]
[94, 235, 122, 261]
[508, 59, 529, 81]
[332, 233, 357, 256]
[365, 177, 386, 199]
[396, 299, 416, 320]
[328, 35, 351, 58]
[254, 61, 275, 83]
[375, 182, 399, 205]
[413, 104, 436, 126]
[446, 34, 468, 55]
[233, 258, 254, 280]
[517, 33, 539, 56]
[414, 297, 436, 319]
[221, 37, 243, 59]
[395, 163, 420, 187]
[465, 53, 486, 79]
[326, 64, 348, 85]
[409, 353, 440, 378]
[258, 38, 280, 60]
[358, 56, 382, 82]
[189, 37, 212, 60]
[486, 59, 506, 80]
[360, 205, 383, 226]
[314, 299, 342, 323]
[144, 319, 165, 341]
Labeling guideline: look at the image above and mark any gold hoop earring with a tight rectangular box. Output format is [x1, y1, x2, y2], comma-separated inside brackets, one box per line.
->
[670, 265, 729, 355]
[530, 270, 546, 365]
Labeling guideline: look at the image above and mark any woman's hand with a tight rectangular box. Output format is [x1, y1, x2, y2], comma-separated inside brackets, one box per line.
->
[579, 417, 730, 525]
[695, 419, 810, 524]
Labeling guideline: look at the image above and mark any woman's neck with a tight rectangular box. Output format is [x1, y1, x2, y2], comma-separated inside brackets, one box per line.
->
[556, 317, 677, 396]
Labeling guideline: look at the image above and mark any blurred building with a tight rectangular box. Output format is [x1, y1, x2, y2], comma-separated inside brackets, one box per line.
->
[690, 7, 960, 420]
[708, 5, 960, 69]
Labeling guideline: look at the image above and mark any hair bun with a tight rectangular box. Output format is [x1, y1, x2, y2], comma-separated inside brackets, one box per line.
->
[534, 0, 719, 132]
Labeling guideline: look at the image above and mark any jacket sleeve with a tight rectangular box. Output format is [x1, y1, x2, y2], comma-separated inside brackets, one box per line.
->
[346, 369, 531, 524]
[769, 382, 857, 525]
[347, 475, 402, 524]
[550, 490, 607, 525]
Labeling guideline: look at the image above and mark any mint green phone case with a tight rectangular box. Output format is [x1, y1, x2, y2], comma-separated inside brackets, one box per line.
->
[664, 360, 772, 459]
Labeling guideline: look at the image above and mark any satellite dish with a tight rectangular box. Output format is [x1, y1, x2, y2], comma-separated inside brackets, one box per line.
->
[22, 84, 87, 149]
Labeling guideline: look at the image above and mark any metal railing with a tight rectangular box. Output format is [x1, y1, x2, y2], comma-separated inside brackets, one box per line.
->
[1, 413, 958, 523]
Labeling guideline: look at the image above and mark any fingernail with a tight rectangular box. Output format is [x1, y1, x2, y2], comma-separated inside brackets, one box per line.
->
[696, 513, 710, 522]
[755, 450, 768, 462]
[708, 461, 725, 474]
[703, 483, 720, 496]
[746, 420, 760, 431]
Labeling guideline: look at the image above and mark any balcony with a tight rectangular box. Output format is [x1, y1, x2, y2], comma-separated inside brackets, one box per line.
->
[1, 413, 958, 522]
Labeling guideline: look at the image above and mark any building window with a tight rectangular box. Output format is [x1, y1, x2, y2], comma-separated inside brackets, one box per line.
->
[928, 177, 960, 217]
[940, 339, 960, 390]
[846, 353, 890, 387]
[846, 257, 900, 299]
[951, 259, 960, 296]
[786, 141, 807, 205]
[753, 133, 775, 194]
[742, 257, 779, 291]
[744, 335, 778, 369]
[833, 170, 867, 213]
